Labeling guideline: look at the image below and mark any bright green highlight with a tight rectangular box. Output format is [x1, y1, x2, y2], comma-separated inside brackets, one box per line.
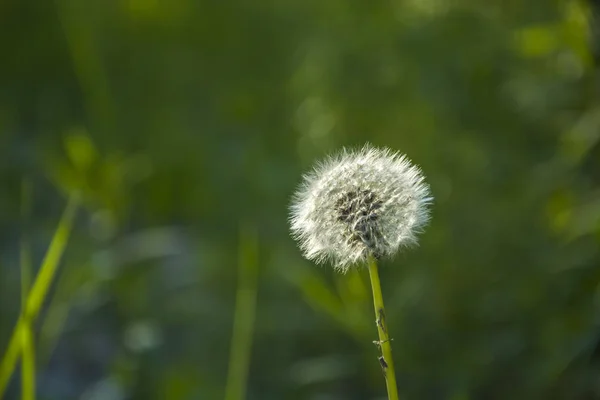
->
[0, 195, 79, 398]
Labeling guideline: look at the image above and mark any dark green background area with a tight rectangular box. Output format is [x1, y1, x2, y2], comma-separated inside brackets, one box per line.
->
[2, 0, 600, 399]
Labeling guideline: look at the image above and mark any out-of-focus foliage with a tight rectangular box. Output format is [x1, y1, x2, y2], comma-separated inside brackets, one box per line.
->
[1, 0, 600, 399]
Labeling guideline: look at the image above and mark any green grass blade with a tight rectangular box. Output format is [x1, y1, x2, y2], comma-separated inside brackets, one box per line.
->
[20, 179, 32, 318]
[0, 319, 23, 398]
[38, 261, 87, 366]
[20, 179, 36, 400]
[55, 0, 115, 135]
[0, 195, 79, 397]
[224, 223, 260, 400]
[24, 195, 79, 318]
[20, 325, 35, 400]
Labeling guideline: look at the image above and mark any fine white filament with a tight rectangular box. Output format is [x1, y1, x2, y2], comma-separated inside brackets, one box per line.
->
[289, 144, 432, 272]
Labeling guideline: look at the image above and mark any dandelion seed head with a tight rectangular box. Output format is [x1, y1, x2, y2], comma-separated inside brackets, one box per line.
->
[289, 144, 432, 272]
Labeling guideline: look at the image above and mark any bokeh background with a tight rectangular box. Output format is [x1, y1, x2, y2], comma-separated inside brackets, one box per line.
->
[2, 0, 600, 399]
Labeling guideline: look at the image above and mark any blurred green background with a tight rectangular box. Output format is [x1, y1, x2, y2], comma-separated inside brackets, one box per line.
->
[2, 0, 600, 399]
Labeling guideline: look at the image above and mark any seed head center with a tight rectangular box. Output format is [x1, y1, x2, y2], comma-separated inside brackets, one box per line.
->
[335, 189, 384, 253]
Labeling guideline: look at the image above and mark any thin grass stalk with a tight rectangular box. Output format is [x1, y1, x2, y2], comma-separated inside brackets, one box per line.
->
[224, 223, 259, 400]
[20, 180, 35, 400]
[0, 195, 78, 397]
[20, 327, 35, 400]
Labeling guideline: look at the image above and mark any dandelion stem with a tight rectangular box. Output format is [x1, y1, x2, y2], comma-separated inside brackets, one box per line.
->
[367, 256, 399, 400]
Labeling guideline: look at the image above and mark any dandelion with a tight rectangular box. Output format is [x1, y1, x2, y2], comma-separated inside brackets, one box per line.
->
[289, 144, 432, 400]
[290, 144, 432, 271]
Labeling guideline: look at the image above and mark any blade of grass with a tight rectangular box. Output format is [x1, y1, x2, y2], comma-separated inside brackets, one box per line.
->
[55, 0, 115, 135]
[287, 268, 368, 342]
[24, 195, 79, 320]
[0, 320, 22, 399]
[0, 194, 79, 397]
[20, 179, 35, 400]
[37, 261, 88, 366]
[20, 179, 32, 327]
[224, 223, 259, 400]
[333, 270, 371, 339]
[20, 326, 35, 400]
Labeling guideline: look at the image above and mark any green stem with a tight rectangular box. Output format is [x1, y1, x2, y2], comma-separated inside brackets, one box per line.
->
[21, 179, 36, 400]
[20, 325, 35, 400]
[224, 223, 259, 400]
[367, 257, 399, 400]
[0, 195, 78, 398]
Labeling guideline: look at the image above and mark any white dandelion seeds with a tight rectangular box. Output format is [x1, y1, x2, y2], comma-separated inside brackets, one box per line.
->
[289, 144, 432, 272]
